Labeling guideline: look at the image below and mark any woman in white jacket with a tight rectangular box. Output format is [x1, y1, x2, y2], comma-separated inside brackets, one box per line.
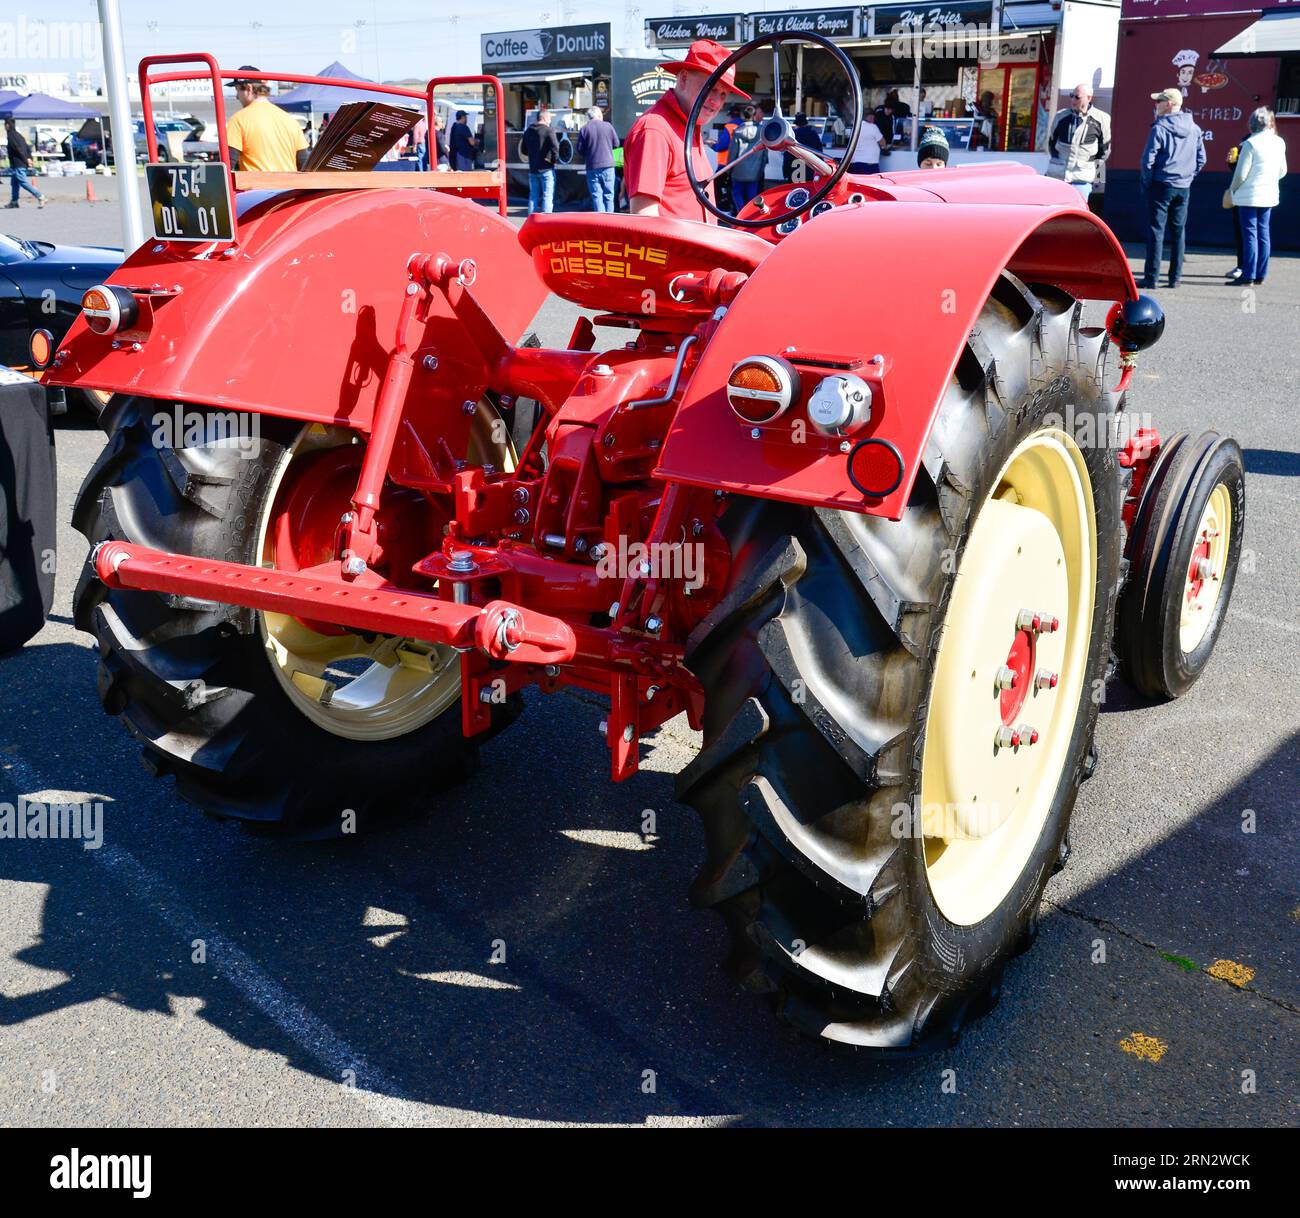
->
[1229, 108, 1288, 285]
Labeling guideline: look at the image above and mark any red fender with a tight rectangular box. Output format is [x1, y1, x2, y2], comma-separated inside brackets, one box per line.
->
[47, 189, 545, 431]
[656, 195, 1137, 521]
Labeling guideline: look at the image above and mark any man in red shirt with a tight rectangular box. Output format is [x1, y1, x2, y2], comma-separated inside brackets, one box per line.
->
[624, 39, 750, 224]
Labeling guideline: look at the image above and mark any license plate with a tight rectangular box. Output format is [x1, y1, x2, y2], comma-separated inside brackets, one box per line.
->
[146, 163, 235, 243]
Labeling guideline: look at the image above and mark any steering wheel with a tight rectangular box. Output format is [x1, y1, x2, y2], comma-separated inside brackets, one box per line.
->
[685, 31, 862, 231]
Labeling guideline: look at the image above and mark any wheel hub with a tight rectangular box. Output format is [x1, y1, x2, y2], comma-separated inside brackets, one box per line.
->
[921, 430, 1097, 925]
[1179, 483, 1231, 653]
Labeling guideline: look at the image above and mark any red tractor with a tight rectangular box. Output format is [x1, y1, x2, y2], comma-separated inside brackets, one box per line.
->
[44, 40, 1244, 1051]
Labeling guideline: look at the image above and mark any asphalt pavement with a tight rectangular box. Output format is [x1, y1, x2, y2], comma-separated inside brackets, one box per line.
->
[0, 180, 1296, 1126]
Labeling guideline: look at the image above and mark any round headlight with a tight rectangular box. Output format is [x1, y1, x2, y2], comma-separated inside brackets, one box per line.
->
[81, 284, 138, 337]
[727, 355, 799, 426]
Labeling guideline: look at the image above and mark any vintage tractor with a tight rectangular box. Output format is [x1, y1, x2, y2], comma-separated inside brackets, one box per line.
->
[44, 40, 1245, 1051]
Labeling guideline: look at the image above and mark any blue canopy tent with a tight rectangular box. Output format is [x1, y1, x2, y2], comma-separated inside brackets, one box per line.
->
[274, 62, 416, 115]
[0, 92, 103, 121]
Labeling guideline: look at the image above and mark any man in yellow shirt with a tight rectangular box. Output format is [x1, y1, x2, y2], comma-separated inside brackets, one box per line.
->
[226, 66, 308, 172]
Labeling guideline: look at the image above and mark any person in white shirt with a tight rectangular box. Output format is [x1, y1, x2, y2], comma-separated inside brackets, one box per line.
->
[1228, 107, 1288, 285]
[848, 116, 887, 174]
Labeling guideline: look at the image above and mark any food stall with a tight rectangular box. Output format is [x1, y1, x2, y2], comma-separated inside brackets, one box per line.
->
[643, 4, 1115, 173]
[481, 22, 672, 205]
[1108, 0, 1299, 250]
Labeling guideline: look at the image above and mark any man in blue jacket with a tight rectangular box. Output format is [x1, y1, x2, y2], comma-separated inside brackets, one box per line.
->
[1140, 87, 1207, 289]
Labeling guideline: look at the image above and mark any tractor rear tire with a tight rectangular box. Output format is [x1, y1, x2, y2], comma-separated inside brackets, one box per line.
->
[73, 397, 517, 835]
[678, 274, 1126, 1050]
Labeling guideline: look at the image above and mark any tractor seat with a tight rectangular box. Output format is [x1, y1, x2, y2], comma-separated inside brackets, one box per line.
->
[519, 212, 772, 316]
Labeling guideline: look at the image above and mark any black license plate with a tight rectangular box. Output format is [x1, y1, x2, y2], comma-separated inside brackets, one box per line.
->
[146, 163, 235, 243]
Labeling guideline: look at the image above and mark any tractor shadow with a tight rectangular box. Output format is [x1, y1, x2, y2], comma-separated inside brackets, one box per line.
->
[1, 641, 1296, 1125]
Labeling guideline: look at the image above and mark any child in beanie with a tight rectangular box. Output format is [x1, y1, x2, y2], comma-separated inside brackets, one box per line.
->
[918, 126, 950, 168]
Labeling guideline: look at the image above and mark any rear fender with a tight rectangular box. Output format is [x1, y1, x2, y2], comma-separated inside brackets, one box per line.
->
[47, 188, 545, 433]
[656, 202, 1136, 520]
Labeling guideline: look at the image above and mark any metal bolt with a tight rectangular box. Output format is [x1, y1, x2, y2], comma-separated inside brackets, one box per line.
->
[513, 507, 530, 525]
[646, 684, 660, 702]
[839, 440, 851, 453]
[608, 602, 620, 619]
[481, 463, 496, 476]
[603, 433, 615, 447]
[342, 556, 367, 577]
[691, 519, 704, 537]
[592, 363, 613, 376]
[622, 724, 635, 743]
[751, 428, 761, 440]
[447, 550, 477, 574]
[340, 511, 353, 524]
[871, 353, 884, 365]
[590, 542, 608, 562]
[152, 243, 165, 254]
[1016, 609, 1059, 634]
[479, 687, 495, 704]
[995, 666, 1017, 691]
[598, 719, 608, 735]
[406, 282, 419, 296]
[131, 342, 142, 352]
[574, 537, 588, 554]
[1035, 668, 1059, 691]
[422, 355, 439, 371]
[995, 726, 1020, 749]
[544, 664, 561, 677]
[111, 340, 120, 350]
[645, 615, 663, 634]
[461, 399, 477, 415]
[1017, 724, 1040, 746]
[513, 486, 529, 504]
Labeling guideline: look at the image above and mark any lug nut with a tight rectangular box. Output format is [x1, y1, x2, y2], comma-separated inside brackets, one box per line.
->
[1016, 609, 1059, 634]
[342, 556, 367, 577]
[995, 726, 1020, 749]
[478, 687, 494, 704]
[1035, 668, 1059, 690]
[421, 355, 438, 371]
[1017, 725, 1040, 746]
[995, 666, 1017, 691]
[590, 542, 608, 562]
[513, 507, 530, 524]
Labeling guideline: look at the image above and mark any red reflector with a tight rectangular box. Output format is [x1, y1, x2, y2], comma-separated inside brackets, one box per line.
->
[847, 438, 904, 499]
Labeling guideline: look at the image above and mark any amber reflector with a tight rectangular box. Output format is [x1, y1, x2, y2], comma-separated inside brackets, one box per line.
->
[730, 364, 781, 394]
[29, 329, 53, 370]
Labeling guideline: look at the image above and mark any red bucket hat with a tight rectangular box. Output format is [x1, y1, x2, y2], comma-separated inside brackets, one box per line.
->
[657, 39, 750, 99]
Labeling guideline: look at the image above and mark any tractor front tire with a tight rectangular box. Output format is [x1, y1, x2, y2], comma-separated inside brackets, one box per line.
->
[679, 274, 1125, 1050]
[73, 397, 515, 835]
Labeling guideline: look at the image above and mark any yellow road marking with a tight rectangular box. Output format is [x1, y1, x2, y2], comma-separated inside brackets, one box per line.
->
[1120, 1032, 1168, 1063]
[1205, 959, 1255, 987]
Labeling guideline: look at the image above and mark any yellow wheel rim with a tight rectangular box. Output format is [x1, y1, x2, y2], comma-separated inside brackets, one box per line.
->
[255, 410, 514, 742]
[1178, 483, 1231, 654]
[921, 429, 1097, 926]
